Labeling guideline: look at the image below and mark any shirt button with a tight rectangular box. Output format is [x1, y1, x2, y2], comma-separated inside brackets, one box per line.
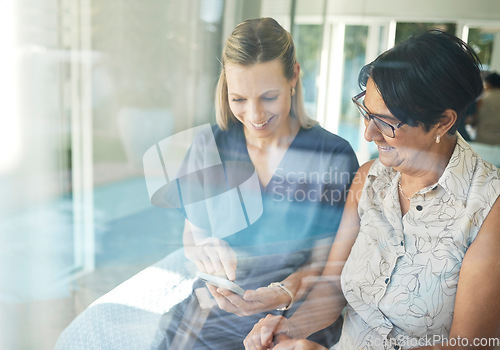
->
[416, 205, 423, 211]
[400, 241, 404, 246]
[385, 278, 390, 284]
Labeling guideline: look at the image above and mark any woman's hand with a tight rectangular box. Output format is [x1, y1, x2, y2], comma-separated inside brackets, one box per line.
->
[243, 314, 293, 350]
[206, 283, 291, 317]
[184, 236, 237, 281]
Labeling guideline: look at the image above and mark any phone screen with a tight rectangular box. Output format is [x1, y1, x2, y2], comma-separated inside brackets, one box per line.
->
[196, 272, 245, 295]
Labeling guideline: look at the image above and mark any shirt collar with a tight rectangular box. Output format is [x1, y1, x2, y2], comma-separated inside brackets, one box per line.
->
[436, 133, 477, 206]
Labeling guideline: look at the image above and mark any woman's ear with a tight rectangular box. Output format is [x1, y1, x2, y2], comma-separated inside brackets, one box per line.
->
[437, 109, 458, 135]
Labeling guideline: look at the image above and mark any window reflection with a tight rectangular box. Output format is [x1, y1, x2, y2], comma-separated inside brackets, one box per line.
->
[339, 25, 369, 152]
[468, 27, 498, 71]
[3, 1, 500, 349]
[294, 24, 323, 118]
[395, 22, 456, 44]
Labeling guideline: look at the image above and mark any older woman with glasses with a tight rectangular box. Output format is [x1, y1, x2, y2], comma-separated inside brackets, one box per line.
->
[244, 30, 500, 350]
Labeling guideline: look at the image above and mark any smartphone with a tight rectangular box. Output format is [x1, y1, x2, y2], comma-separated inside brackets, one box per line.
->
[196, 272, 246, 296]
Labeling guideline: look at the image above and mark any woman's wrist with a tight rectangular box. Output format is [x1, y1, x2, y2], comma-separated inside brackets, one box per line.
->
[285, 316, 310, 340]
[268, 282, 295, 310]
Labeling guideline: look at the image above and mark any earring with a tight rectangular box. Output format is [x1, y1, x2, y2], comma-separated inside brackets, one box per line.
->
[291, 87, 295, 96]
[435, 134, 441, 144]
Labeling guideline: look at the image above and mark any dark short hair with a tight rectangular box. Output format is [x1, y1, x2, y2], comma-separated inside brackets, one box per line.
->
[485, 72, 500, 88]
[358, 30, 484, 134]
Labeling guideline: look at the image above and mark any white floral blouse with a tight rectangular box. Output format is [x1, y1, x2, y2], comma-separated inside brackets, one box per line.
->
[338, 135, 500, 350]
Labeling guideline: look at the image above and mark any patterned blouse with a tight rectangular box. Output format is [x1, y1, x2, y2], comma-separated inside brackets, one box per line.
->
[338, 135, 500, 349]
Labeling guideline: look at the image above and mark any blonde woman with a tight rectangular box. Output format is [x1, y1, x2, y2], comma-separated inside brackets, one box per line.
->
[157, 18, 358, 349]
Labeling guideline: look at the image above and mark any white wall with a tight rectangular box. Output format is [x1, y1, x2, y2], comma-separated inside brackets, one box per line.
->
[325, 0, 500, 21]
[265, 0, 500, 25]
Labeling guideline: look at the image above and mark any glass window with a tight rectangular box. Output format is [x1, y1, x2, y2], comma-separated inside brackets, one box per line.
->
[6, 1, 500, 348]
[1, 1, 225, 349]
[339, 25, 369, 152]
[294, 24, 323, 119]
[468, 27, 499, 71]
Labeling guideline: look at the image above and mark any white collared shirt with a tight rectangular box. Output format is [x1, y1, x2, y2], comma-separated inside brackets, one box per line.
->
[338, 135, 500, 349]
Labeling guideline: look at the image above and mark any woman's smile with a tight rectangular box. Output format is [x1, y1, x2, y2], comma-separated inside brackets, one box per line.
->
[377, 144, 395, 152]
[249, 115, 276, 129]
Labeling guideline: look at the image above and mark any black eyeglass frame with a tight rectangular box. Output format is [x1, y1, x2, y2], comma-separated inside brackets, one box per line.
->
[351, 91, 404, 138]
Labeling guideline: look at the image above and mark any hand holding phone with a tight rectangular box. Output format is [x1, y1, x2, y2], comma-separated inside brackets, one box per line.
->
[196, 271, 245, 296]
[185, 234, 238, 281]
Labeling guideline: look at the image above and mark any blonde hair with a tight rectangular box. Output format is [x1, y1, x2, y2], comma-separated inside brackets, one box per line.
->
[216, 17, 317, 130]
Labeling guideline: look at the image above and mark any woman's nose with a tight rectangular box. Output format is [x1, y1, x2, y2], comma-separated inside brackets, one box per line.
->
[364, 119, 382, 142]
[247, 102, 263, 121]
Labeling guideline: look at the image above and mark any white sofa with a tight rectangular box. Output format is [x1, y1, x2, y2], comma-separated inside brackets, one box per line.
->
[55, 249, 196, 350]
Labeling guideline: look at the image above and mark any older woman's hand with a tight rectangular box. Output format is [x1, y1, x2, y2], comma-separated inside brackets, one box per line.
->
[206, 284, 290, 317]
[243, 314, 293, 349]
[273, 334, 328, 350]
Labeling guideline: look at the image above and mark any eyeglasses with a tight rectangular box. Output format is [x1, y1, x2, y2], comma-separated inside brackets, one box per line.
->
[351, 91, 403, 138]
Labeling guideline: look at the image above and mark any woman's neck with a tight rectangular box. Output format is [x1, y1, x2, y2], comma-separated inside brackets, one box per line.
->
[399, 135, 457, 193]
